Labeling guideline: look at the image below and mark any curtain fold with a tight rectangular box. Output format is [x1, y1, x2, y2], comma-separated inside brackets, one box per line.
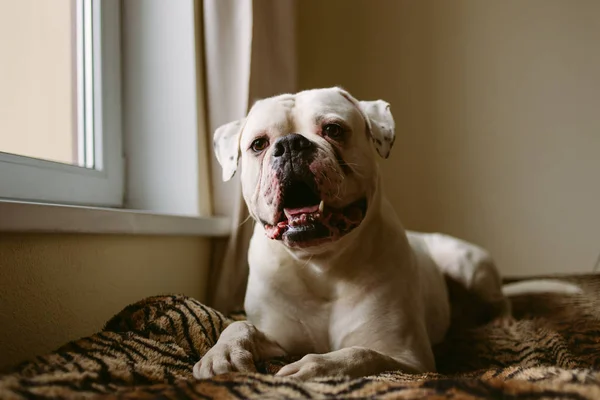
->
[201, 0, 297, 314]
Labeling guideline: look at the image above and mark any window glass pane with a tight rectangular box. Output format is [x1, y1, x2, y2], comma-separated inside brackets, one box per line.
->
[0, 0, 93, 168]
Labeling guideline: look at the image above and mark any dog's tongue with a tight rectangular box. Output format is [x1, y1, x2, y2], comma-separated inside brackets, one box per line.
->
[284, 204, 320, 220]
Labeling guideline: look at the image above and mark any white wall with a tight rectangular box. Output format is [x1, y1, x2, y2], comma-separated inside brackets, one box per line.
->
[0, 234, 210, 370]
[298, 0, 600, 276]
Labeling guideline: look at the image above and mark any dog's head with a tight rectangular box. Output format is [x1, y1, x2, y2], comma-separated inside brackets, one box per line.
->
[214, 87, 395, 249]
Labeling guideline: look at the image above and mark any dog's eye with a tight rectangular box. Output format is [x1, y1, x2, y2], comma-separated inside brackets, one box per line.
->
[250, 138, 269, 153]
[323, 123, 344, 139]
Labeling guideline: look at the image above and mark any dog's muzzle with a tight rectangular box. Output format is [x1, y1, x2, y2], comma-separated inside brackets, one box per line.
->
[263, 134, 367, 248]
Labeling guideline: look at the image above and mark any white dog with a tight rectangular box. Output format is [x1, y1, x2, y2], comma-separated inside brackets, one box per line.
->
[193, 87, 511, 380]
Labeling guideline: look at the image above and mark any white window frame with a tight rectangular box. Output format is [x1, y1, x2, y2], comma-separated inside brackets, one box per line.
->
[0, 0, 123, 207]
[0, 0, 229, 236]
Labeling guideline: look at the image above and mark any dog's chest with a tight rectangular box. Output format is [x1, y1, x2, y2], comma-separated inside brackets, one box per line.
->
[247, 297, 334, 355]
[287, 300, 333, 354]
[246, 271, 343, 355]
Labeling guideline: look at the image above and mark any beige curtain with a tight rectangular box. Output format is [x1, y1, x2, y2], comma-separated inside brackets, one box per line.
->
[200, 0, 297, 314]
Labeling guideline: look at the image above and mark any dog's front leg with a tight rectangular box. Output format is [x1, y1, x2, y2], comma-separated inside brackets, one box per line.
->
[193, 321, 286, 379]
[275, 346, 424, 380]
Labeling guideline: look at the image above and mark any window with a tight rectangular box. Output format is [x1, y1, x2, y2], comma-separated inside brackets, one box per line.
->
[0, 0, 224, 236]
[0, 0, 123, 207]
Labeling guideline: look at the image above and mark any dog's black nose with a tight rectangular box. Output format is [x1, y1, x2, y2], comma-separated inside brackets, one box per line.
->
[272, 134, 314, 158]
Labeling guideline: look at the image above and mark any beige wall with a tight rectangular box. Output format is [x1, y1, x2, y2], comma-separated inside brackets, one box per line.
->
[298, 0, 600, 276]
[0, 234, 210, 369]
[0, 0, 76, 165]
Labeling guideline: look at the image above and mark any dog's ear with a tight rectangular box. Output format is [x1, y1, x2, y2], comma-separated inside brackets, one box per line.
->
[213, 119, 244, 181]
[335, 87, 396, 159]
[359, 100, 396, 159]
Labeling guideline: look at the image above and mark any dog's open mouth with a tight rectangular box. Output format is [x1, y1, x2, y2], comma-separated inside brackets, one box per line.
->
[264, 180, 367, 247]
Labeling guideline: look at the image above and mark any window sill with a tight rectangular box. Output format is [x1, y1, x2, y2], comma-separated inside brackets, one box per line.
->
[0, 200, 231, 237]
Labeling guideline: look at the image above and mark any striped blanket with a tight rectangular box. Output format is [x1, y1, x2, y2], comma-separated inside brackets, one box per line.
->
[1, 275, 599, 399]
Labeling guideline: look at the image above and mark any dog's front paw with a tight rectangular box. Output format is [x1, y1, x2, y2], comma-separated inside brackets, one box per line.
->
[275, 354, 332, 380]
[193, 344, 256, 379]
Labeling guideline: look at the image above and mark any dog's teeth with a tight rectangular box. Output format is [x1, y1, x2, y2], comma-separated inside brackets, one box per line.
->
[318, 200, 324, 213]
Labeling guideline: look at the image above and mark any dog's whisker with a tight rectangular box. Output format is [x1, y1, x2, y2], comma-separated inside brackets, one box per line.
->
[340, 162, 361, 168]
[239, 214, 253, 228]
[301, 255, 314, 270]
[336, 183, 342, 200]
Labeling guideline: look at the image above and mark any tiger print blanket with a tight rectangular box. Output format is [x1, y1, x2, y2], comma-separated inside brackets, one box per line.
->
[1, 275, 599, 399]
